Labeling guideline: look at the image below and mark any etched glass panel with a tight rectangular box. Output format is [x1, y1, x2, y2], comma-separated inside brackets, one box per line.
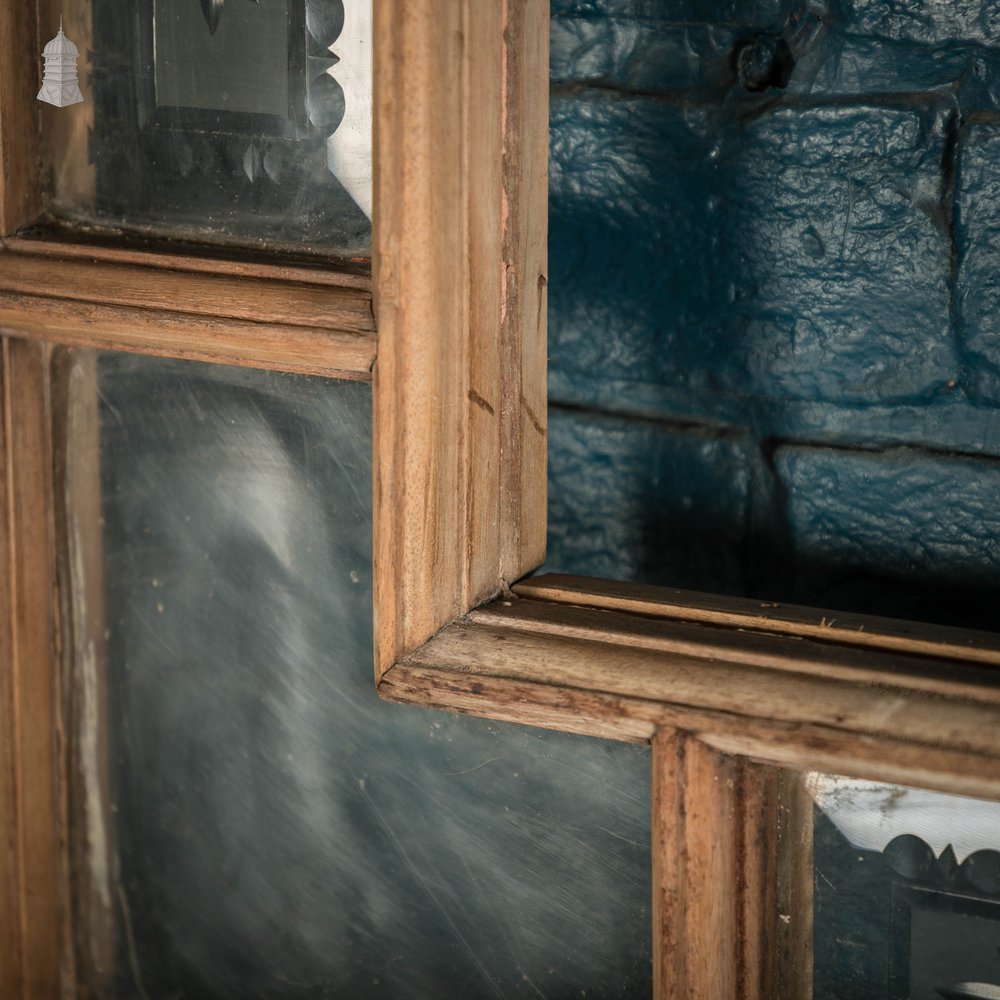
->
[39, 0, 371, 256]
[63, 353, 651, 998]
[811, 773, 1000, 1000]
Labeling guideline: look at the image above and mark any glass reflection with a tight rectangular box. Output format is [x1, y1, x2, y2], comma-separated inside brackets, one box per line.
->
[40, 0, 371, 255]
[66, 353, 651, 998]
[811, 773, 1000, 1000]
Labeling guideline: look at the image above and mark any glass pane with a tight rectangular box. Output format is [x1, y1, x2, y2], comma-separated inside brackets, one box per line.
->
[39, 0, 371, 256]
[63, 353, 651, 998]
[810, 772, 1000, 1000]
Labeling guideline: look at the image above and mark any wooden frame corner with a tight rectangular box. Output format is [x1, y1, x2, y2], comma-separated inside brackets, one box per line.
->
[372, 0, 549, 679]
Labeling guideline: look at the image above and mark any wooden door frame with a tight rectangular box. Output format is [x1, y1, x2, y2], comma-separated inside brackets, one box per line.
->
[2, 2, 999, 998]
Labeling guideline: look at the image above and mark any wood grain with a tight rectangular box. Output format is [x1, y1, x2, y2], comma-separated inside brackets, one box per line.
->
[381, 593, 1000, 801]
[373, 0, 548, 678]
[0, 247, 374, 331]
[0, 339, 73, 999]
[516, 573, 1000, 666]
[472, 596, 1000, 702]
[0, 6, 41, 234]
[653, 731, 785, 999]
[51, 350, 115, 995]
[499, 0, 549, 594]
[775, 771, 813, 999]
[0, 243, 376, 379]
[0, 294, 375, 380]
[5, 235, 371, 289]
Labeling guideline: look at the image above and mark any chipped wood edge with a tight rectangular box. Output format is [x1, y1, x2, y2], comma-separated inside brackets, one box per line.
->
[372, 0, 548, 679]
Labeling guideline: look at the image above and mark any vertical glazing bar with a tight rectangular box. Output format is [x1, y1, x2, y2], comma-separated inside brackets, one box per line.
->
[0, 7, 41, 233]
[373, 0, 549, 679]
[653, 728, 806, 999]
[52, 350, 114, 997]
[0, 338, 73, 999]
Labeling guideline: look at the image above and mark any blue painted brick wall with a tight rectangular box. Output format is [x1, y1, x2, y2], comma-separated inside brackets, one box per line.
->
[546, 0, 1000, 629]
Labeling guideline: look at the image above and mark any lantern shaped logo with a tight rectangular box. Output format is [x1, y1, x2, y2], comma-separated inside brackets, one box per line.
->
[37, 20, 84, 108]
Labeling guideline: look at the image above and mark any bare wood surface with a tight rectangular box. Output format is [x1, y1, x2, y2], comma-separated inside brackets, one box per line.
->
[499, 0, 549, 591]
[373, 0, 548, 678]
[381, 594, 1000, 800]
[0, 295, 375, 380]
[381, 662, 658, 744]
[0, 248, 374, 331]
[0, 6, 41, 233]
[0, 339, 73, 998]
[473, 596, 1000, 701]
[51, 350, 115, 994]
[775, 771, 813, 999]
[516, 573, 1000, 666]
[653, 731, 784, 999]
[4, 235, 371, 289]
[0, 244, 376, 378]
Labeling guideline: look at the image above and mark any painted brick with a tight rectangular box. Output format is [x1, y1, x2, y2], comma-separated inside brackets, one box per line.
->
[775, 445, 1000, 627]
[726, 104, 956, 403]
[549, 94, 728, 397]
[546, 407, 751, 593]
[551, 0, 784, 23]
[546, 0, 1000, 632]
[957, 123, 1000, 404]
[551, 16, 741, 91]
[796, 33, 1000, 109]
[550, 97, 956, 408]
[844, 1, 1000, 46]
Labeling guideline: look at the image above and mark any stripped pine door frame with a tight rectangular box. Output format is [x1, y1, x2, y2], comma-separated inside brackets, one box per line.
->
[1, 2, 998, 998]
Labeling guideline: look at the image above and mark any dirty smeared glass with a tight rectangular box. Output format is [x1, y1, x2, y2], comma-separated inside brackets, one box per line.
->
[810, 773, 1000, 1000]
[39, 0, 371, 256]
[63, 353, 651, 998]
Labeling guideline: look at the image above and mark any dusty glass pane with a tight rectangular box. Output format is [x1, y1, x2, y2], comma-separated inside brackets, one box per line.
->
[810, 773, 1000, 1000]
[64, 353, 651, 998]
[39, 0, 371, 256]
[153, 0, 290, 117]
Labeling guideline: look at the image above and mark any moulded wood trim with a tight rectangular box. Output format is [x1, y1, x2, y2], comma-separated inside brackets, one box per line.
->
[378, 585, 1000, 802]
[0, 339, 73, 999]
[4, 235, 371, 289]
[0, 299, 376, 381]
[653, 731, 783, 1000]
[0, 242, 376, 379]
[650, 741, 811, 1000]
[516, 573, 1000, 666]
[50, 351, 114, 995]
[0, 239, 374, 324]
[372, 0, 548, 679]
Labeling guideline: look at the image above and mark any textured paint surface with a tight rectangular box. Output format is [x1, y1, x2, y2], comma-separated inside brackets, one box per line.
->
[92, 356, 651, 998]
[546, 0, 1000, 629]
[776, 445, 1000, 627]
[548, 407, 752, 591]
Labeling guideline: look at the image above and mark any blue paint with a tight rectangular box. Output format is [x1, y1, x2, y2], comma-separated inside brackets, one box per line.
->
[546, 0, 1000, 629]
